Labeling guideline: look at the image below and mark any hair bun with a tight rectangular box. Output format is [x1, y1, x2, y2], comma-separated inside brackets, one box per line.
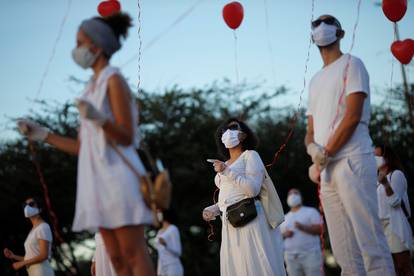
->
[99, 12, 132, 40]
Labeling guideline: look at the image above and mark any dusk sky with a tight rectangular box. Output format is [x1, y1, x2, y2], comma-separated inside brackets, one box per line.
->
[1, 0, 413, 139]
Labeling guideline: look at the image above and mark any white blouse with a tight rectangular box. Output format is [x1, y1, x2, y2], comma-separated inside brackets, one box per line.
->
[377, 170, 412, 249]
[215, 150, 265, 212]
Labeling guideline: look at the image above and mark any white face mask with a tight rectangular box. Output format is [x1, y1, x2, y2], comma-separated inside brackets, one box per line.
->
[375, 156, 385, 169]
[157, 211, 164, 222]
[221, 129, 241, 149]
[71, 46, 98, 69]
[287, 193, 302, 208]
[312, 22, 338, 47]
[24, 205, 40, 218]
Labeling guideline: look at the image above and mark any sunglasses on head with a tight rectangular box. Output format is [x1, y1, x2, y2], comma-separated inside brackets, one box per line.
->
[222, 123, 242, 133]
[311, 17, 341, 29]
[22, 201, 36, 208]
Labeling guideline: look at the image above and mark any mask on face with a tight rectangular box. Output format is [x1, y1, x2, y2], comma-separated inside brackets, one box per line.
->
[312, 22, 338, 47]
[375, 156, 385, 169]
[221, 129, 241, 149]
[157, 211, 164, 223]
[71, 46, 99, 69]
[24, 205, 40, 218]
[287, 193, 302, 208]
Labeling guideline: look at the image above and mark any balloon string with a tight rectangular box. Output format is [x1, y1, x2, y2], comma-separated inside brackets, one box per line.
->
[327, 0, 361, 137]
[384, 24, 396, 144]
[207, 175, 220, 242]
[262, 0, 277, 87]
[28, 141, 64, 245]
[265, 0, 315, 168]
[35, 0, 72, 99]
[137, 0, 143, 92]
[233, 30, 240, 88]
[121, 0, 204, 68]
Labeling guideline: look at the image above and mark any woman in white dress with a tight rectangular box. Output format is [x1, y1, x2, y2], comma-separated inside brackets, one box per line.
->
[17, 12, 155, 276]
[375, 145, 414, 276]
[202, 118, 286, 276]
[156, 209, 184, 276]
[3, 197, 54, 276]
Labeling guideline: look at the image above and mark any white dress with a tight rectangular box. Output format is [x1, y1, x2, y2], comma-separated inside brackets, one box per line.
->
[24, 222, 54, 276]
[377, 170, 412, 253]
[156, 225, 184, 276]
[72, 66, 152, 232]
[93, 233, 116, 276]
[216, 150, 286, 276]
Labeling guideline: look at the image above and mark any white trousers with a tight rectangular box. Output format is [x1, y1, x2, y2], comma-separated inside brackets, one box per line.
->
[26, 262, 54, 276]
[285, 250, 323, 276]
[321, 154, 395, 276]
[157, 262, 184, 276]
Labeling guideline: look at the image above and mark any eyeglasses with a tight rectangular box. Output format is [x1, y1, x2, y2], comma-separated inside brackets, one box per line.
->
[222, 122, 242, 133]
[311, 17, 341, 29]
[22, 201, 36, 208]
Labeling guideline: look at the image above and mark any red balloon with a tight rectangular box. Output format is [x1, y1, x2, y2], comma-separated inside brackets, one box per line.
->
[223, 2, 244, 30]
[98, 0, 121, 17]
[391, 39, 414, 65]
[382, 0, 407, 22]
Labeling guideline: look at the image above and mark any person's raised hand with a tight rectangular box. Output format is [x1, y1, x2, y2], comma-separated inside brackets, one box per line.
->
[17, 119, 49, 142]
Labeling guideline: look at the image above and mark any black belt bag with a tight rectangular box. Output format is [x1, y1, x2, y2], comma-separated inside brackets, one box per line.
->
[226, 197, 258, 228]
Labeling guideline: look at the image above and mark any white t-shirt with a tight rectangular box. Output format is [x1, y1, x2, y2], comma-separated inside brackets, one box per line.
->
[156, 224, 182, 267]
[24, 222, 53, 261]
[307, 54, 373, 159]
[280, 206, 322, 254]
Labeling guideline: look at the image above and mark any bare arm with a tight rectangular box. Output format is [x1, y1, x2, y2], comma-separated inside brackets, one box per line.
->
[296, 222, 322, 236]
[305, 115, 315, 147]
[45, 133, 80, 155]
[101, 75, 134, 146]
[325, 93, 366, 156]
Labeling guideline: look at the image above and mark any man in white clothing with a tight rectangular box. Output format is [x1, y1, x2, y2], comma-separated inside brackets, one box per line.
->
[281, 189, 323, 276]
[305, 14, 395, 276]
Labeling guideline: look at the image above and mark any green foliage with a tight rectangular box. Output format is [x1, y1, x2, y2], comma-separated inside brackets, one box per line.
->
[1, 82, 413, 275]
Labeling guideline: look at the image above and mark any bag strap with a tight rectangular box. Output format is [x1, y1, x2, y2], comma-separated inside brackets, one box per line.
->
[109, 142, 160, 227]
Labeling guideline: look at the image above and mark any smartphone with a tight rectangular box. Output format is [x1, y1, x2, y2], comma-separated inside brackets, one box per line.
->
[206, 159, 218, 163]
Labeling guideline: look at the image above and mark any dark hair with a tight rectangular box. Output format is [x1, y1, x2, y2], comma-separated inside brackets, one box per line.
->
[163, 209, 178, 225]
[215, 118, 259, 160]
[96, 12, 132, 41]
[375, 145, 403, 173]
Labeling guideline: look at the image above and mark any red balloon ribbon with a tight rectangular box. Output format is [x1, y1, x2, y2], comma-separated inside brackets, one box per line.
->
[222, 2, 244, 30]
[391, 39, 414, 65]
[382, 0, 407, 22]
[98, 0, 121, 17]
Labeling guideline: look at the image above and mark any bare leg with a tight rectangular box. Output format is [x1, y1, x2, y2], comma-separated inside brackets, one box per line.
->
[114, 225, 156, 276]
[100, 228, 132, 276]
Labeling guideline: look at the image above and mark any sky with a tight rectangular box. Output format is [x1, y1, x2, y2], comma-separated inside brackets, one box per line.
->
[0, 0, 413, 140]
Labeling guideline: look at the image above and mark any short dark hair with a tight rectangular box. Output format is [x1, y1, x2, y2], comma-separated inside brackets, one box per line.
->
[375, 144, 403, 172]
[163, 209, 178, 224]
[215, 118, 259, 160]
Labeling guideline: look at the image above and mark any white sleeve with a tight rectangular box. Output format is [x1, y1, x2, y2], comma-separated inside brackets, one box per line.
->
[386, 170, 407, 208]
[214, 174, 221, 188]
[309, 208, 323, 225]
[221, 151, 264, 197]
[346, 57, 370, 96]
[164, 226, 182, 257]
[36, 224, 53, 242]
[305, 78, 314, 116]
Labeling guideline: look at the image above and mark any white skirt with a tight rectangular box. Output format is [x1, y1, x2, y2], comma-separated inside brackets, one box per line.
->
[27, 262, 54, 276]
[73, 144, 153, 232]
[220, 201, 286, 276]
